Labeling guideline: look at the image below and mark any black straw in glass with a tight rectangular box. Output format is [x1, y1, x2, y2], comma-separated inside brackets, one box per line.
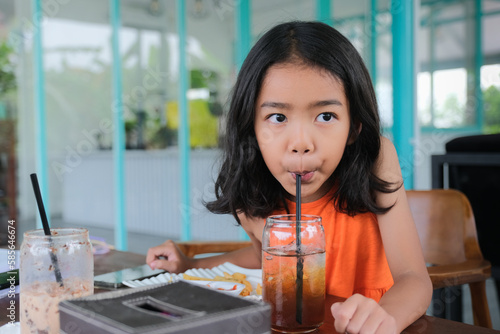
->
[30, 173, 64, 286]
[295, 174, 303, 324]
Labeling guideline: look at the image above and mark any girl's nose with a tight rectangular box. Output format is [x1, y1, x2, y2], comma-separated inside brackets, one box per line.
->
[288, 124, 314, 154]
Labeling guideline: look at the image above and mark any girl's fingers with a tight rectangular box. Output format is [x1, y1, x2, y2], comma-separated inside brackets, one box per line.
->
[331, 301, 355, 333]
[331, 294, 393, 334]
[146, 240, 177, 265]
[150, 258, 180, 273]
[347, 297, 379, 332]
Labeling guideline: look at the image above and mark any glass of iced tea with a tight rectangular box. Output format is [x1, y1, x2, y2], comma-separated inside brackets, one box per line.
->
[262, 214, 325, 333]
[20, 228, 94, 334]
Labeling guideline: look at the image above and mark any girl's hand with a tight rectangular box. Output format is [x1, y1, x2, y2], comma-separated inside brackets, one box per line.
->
[330, 294, 397, 334]
[146, 240, 193, 274]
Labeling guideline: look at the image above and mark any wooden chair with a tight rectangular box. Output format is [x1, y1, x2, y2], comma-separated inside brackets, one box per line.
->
[176, 240, 252, 258]
[406, 189, 492, 328]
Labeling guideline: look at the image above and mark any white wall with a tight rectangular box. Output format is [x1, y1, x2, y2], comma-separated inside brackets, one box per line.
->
[60, 149, 241, 241]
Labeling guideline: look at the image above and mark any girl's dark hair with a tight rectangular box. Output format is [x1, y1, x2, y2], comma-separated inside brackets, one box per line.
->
[206, 21, 399, 222]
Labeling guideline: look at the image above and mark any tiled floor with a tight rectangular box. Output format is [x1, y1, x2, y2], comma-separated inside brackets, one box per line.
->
[16, 219, 500, 330]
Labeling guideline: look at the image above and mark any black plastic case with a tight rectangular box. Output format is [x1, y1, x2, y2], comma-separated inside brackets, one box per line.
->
[59, 281, 271, 334]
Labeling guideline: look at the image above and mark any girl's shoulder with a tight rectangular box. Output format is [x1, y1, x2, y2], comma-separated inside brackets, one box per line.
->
[376, 136, 402, 183]
[237, 212, 266, 241]
[237, 212, 261, 226]
[379, 136, 397, 157]
[374, 136, 404, 209]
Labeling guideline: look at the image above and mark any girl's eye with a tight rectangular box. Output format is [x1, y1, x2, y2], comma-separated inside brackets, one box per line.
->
[268, 114, 287, 123]
[316, 112, 336, 123]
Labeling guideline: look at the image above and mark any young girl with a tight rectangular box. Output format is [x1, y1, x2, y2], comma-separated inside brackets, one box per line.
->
[147, 21, 432, 333]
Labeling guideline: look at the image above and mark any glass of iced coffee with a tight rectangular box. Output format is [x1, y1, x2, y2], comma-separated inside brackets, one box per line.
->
[262, 214, 325, 333]
[20, 228, 94, 334]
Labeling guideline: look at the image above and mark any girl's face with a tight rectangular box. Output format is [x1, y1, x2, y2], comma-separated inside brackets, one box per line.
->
[254, 63, 352, 203]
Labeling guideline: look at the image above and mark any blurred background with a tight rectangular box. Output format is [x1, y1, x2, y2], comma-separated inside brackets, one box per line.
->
[0, 0, 499, 328]
[0, 0, 499, 248]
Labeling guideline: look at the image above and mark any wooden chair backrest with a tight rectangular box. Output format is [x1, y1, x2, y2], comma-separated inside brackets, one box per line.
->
[406, 189, 484, 266]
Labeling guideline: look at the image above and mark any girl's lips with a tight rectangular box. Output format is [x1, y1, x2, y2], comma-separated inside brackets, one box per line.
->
[292, 171, 314, 182]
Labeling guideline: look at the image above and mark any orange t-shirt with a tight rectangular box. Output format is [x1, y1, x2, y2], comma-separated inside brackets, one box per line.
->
[271, 190, 394, 302]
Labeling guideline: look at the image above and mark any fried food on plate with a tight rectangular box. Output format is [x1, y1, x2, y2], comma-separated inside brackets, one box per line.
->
[183, 271, 258, 296]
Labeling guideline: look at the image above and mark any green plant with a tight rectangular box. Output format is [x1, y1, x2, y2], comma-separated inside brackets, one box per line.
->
[190, 69, 217, 89]
[483, 85, 500, 134]
[0, 42, 16, 97]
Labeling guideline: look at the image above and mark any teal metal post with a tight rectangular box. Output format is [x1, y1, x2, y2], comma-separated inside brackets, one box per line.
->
[177, 0, 191, 241]
[236, 0, 251, 240]
[32, 0, 49, 228]
[370, 0, 377, 85]
[316, 0, 333, 26]
[236, 0, 251, 71]
[430, 11, 436, 126]
[391, 0, 414, 189]
[110, 0, 127, 250]
[475, 0, 483, 128]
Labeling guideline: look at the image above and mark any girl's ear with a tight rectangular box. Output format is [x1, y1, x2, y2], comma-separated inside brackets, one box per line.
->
[347, 123, 362, 145]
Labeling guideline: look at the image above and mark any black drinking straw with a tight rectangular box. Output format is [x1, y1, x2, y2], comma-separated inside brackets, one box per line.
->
[30, 173, 64, 287]
[295, 174, 303, 324]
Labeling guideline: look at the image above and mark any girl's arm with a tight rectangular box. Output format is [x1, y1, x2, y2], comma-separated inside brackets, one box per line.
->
[331, 137, 432, 334]
[374, 137, 433, 329]
[146, 215, 263, 273]
[190, 214, 263, 269]
[146, 241, 261, 273]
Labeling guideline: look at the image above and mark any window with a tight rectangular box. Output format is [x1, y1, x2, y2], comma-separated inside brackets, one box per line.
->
[418, 1, 479, 130]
